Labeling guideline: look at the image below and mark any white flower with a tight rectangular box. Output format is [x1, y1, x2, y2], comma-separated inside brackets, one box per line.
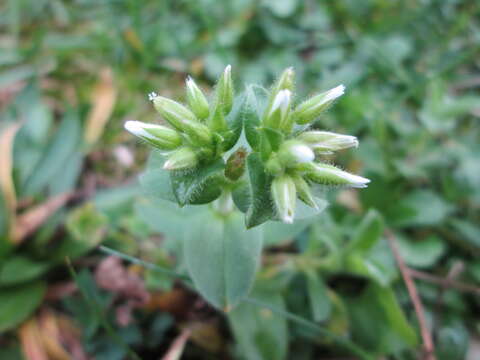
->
[148, 92, 158, 101]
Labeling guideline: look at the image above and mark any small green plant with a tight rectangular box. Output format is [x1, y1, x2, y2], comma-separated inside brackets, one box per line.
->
[126, 66, 368, 224]
[125, 66, 370, 309]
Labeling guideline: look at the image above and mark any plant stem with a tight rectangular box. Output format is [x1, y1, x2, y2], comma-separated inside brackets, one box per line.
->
[212, 189, 234, 216]
[386, 230, 436, 360]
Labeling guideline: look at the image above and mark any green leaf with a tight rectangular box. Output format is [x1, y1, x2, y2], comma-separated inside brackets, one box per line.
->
[347, 209, 384, 253]
[48, 151, 83, 195]
[51, 203, 107, 261]
[436, 324, 469, 360]
[170, 159, 226, 206]
[21, 109, 81, 196]
[344, 254, 391, 286]
[244, 85, 268, 150]
[396, 235, 446, 269]
[259, 127, 285, 162]
[305, 270, 331, 322]
[184, 210, 263, 310]
[0, 256, 50, 286]
[388, 190, 453, 227]
[243, 153, 276, 228]
[449, 219, 480, 253]
[223, 91, 245, 151]
[135, 198, 201, 241]
[263, 0, 299, 18]
[346, 283, 417, 354]
[228, 288, 288, 360]
[139, 152, 177, 203]
[262, 218, 313, 246]
[0, 281, 46, 332]
[261, 127, 284, 153]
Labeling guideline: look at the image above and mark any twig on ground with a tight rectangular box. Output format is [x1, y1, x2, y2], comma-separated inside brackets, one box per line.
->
[385, 230, 436, 360]
[407, 267, 480, 296]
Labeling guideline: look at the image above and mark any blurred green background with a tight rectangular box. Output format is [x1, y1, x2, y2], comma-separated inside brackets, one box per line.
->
[1, 0, 479, 359]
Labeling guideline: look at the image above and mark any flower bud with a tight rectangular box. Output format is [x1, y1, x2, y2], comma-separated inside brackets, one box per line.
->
[124, 121, 182, 150]
[272, 67, 295, 94]
[263, 68, 295, 128]
[297, 131, 358, 153]
[265, 155, 283, 175]
[304, 163, 370, 188]
[271, 174, 297, 224]
[152, 95, 197, 131]
[216, 65, 234, 114]
[264, 89, 292, 129]
[292, 174, 317, 209]
[278, 140, 315, 167]
[181, 120, 213, 147]
[207, 103, 228, 133]
[186, 76, 210, 120]
[163, 147, 198, 170]
[292, 84, 345, 125]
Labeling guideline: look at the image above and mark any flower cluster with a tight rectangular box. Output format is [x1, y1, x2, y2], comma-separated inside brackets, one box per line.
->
[125, 65, 235, 170]
[248, 68, 370, 223]
[125, 66, 370, 226]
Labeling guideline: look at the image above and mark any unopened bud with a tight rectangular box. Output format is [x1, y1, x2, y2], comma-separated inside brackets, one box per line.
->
[181, 120, 213, 147]
[207, 103, 228, 133]
[152, 96, 197, 131]
[273, 67, 295, 94]
[292, 174, 317, 209]
[186, 76, 210, 120]
[216, 65, 234, 114]
[124, 121, 182, 150]
[297, 131, 358, 153]
[265, 155, 283, 175]
[278, 140, 315, 167]
[163, 147, 198, 170]
[271, 175, 297, 224]
[264, 89, 292, 129]
[292, 85, 345, 125]
[305, 163, 370, 188]
[263, 68, 295, 128]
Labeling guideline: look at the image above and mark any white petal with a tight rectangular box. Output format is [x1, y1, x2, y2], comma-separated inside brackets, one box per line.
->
[323, 84, 345, 103]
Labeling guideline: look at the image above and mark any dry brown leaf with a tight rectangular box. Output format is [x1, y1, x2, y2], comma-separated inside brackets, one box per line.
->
[37, 310, 71, 360]
[144, 288, 194, 317]
[94, 256, 150, 326]
[12, 191, 73, 244]
[56, 315, 89, 360]
[123, 28, 144, 52]
[18, 318, 49, 360]
[84, 67, 117, 146]
[189, 321, 224, 353]
[0, 122, 21, 241]
[95, 256, 149, 302]
[161, 328, 191, 360]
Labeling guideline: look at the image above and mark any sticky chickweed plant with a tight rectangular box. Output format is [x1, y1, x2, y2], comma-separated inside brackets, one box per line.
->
[125, 66, 370, 310]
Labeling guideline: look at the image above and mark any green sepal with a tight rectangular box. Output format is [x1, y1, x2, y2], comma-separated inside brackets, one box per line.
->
[244, 153, 276, 228]
[170, 158, 226, 206]
[243, 85, 269, 150]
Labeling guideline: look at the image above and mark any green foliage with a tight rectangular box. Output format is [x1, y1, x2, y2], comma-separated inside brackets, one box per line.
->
[184, 211, 263, 309]
[228, 287, 288, 360]
[0, 281, 46, 332]
[1, 0, 479, 358]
